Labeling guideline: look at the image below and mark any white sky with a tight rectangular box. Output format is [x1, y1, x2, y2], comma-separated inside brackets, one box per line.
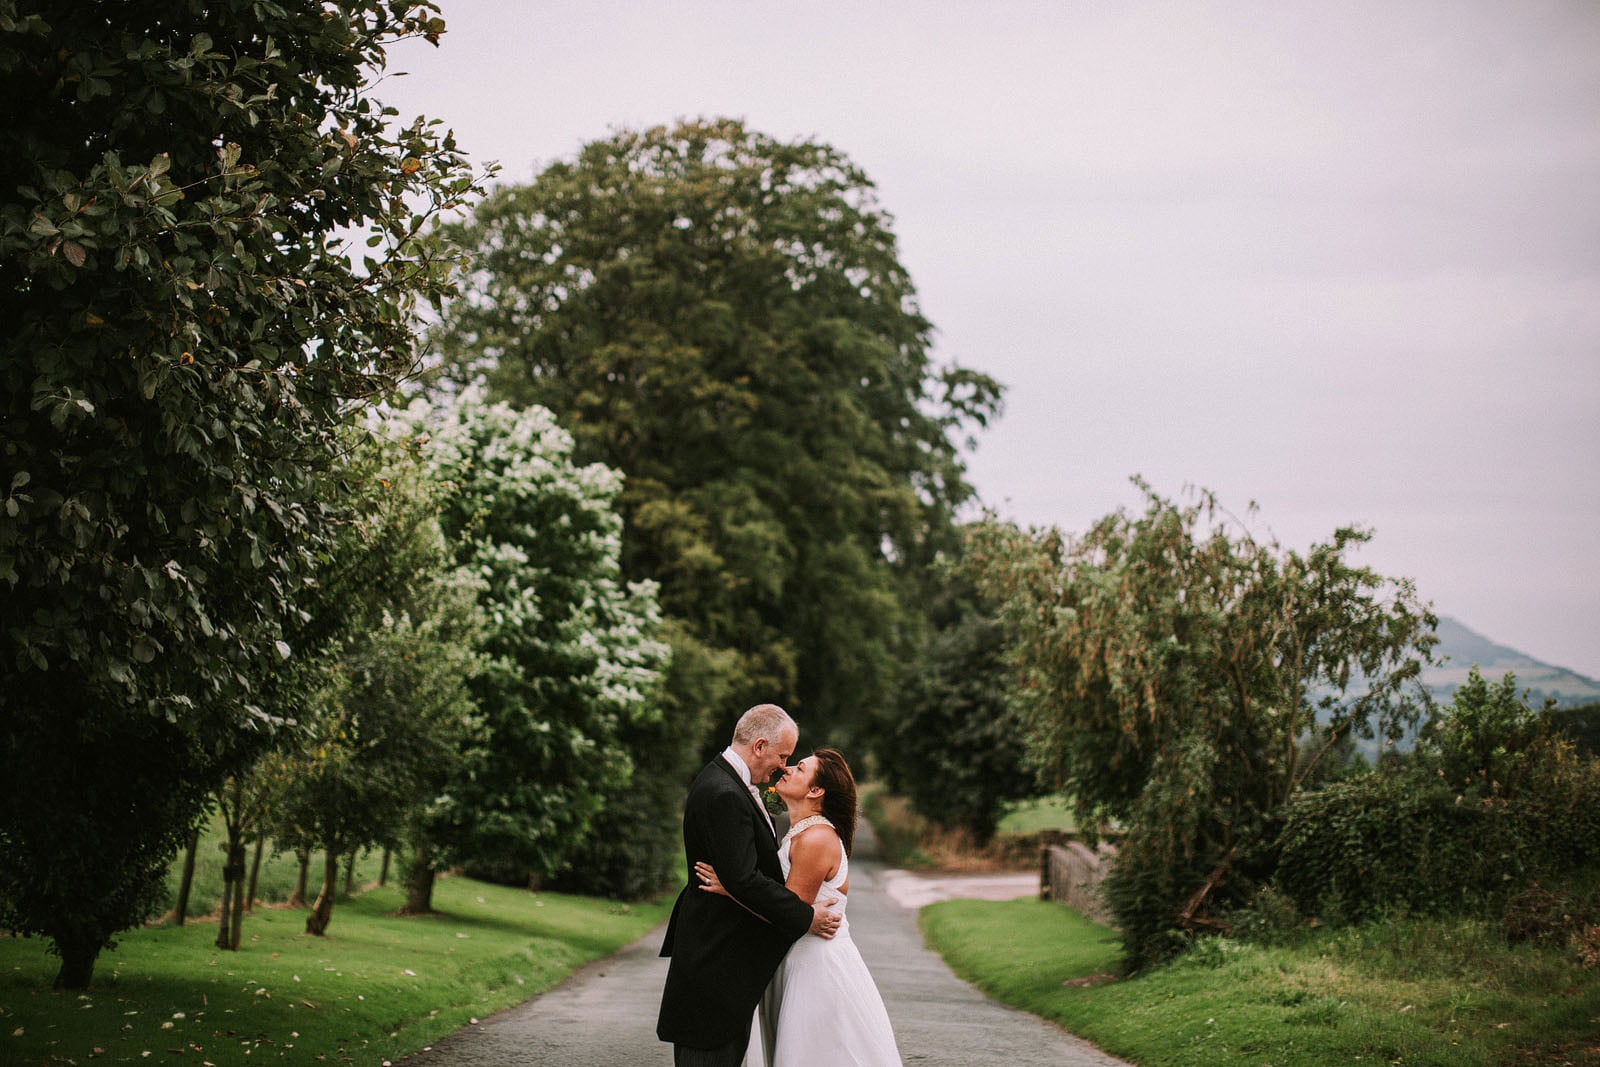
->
[378, 1, 1600, 677]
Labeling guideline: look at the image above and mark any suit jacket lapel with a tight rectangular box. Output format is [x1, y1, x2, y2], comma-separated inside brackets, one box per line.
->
[716, 755, 777, 842]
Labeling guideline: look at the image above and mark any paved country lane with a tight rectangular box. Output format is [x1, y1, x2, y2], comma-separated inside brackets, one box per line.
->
[397, 821, 1130, 1066]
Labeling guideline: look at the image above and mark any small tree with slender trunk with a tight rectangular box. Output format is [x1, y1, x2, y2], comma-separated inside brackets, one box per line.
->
[171, 827, 202, 927]
[213, 772, 271, 951]
[244, 838, 265, 913]
[287, 850, 311, 910]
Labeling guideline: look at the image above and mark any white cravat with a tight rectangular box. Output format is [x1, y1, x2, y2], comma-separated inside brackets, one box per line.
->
[723, 746, 775, 836]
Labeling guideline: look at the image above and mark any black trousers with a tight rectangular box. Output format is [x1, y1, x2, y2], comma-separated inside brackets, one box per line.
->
[673, 1033, 748, 1067]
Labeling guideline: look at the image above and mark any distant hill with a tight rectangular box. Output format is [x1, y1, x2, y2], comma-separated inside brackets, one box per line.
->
[1321, 616, 1599, 760]
[1427, 616, 1600, 708]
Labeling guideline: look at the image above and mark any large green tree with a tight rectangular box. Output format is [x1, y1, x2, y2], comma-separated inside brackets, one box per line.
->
[430, 117, 1001, 745]
[392, 389, 670, 900]
[879, 567, 1038, 843]
[0, 1, 482, 986]
[966, 481, 1437, 966]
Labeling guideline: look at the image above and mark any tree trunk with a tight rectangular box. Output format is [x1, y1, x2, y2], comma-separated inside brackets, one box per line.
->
[229, 865, 246, 949]
[216, 837, 246, 950]
[214, 869, 233, 951]
[288, 849, 310, 908]
[400, 841, 436, 916]
[245, 838, 265, 912]
[52, 936, 98, 990]
[173, 827, 201, 926]
[343, 850, 356, 895]
[379, 847, 392, 887]
[216, 777, 246, 950]
[305, 850, 339, 936]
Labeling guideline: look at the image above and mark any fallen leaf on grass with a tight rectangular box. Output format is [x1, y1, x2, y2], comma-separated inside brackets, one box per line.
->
[1062, 973, 1117, 989]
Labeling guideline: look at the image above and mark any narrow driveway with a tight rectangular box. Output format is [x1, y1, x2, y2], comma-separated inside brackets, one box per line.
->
[398, 823, 1130, 1066]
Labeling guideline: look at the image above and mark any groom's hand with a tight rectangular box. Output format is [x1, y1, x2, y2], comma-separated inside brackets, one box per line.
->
[808, 899, 841, 939]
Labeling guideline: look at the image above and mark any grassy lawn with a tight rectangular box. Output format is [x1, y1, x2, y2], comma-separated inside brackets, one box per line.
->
[921, 897, 1600, 1067]
[996, 795, 1079, 835]
[1, 875, 670, 1066]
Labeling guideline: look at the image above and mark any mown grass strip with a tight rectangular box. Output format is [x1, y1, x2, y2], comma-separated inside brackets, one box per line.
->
[921, 898, 1600, 1067]
[1, 875, 669, 1066]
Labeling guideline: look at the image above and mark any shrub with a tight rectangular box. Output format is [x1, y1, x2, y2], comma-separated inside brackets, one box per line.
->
[1274, 669, 1600, 927]
[1275, 737, 1600, 924]
[1229, 885, 1312, 948]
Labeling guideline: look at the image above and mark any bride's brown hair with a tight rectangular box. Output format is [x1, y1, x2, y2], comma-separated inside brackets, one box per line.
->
[811, 748, 857, 856]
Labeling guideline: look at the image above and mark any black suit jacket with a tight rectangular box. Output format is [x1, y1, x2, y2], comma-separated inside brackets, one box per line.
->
[656, 755, 813, 1049]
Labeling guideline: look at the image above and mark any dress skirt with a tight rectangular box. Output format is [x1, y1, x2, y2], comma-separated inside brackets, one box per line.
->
[745, 909, 900, 1066]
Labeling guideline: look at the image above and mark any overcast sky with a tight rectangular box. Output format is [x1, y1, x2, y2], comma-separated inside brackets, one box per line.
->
[379, 1, 1600, 678]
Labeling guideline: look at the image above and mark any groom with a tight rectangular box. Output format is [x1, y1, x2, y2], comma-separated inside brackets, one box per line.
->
[657, 703, 840, 1066]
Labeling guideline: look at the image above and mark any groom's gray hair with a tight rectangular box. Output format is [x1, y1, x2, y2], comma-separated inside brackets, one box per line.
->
[732, 703, 795, 746]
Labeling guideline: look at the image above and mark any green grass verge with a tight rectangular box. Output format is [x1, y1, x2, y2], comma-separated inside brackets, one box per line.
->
[921, 898, 1600, 1066]
[1, 876, 670, 1066]
[996, 795, 1079, 835]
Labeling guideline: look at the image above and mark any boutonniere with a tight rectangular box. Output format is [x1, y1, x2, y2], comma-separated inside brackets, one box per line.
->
[764, 784, 784, 817]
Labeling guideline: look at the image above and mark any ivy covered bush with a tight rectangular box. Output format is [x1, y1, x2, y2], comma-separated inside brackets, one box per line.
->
[1273, 670, 1600, 924]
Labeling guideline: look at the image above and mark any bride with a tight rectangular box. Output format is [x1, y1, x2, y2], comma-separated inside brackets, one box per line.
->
[695, 747, 901, 1067]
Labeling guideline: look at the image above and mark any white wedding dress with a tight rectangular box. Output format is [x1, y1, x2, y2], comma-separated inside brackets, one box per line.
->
[745, 815, 901, 1066]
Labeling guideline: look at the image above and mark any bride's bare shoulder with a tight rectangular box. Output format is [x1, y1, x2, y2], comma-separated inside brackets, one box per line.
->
[788, 820, 840, 860]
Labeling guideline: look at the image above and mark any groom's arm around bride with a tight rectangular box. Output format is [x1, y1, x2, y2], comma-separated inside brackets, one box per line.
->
[657, 704, 835, 1065]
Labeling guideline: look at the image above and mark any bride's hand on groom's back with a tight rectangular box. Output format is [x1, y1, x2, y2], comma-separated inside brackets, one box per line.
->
[694, 861, 728, 897]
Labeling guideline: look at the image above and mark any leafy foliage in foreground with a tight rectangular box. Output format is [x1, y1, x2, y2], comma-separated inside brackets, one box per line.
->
[0, 0, 484, 986]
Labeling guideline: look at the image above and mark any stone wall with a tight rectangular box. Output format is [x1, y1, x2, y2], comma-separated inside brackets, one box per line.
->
[1038, 831, 1118, 927]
